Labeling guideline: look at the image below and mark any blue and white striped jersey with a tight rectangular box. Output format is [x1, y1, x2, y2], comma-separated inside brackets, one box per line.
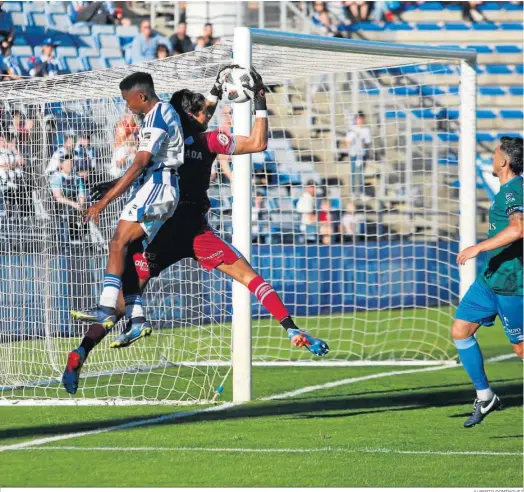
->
[138, 101, 184, 172]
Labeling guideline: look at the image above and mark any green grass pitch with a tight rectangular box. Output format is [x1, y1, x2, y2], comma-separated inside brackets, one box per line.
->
[0, 312, 522, 487]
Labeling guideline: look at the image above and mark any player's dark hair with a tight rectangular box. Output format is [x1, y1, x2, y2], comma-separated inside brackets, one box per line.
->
[119, 72, 155, 95]
[169, 89, 206, 129]
[500, 136, 523, 175]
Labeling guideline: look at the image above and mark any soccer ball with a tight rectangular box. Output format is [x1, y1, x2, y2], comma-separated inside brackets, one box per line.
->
[223, 67, 254, 104]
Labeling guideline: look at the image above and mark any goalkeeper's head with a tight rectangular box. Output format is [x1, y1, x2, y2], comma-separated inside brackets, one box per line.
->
[119, 72, 157, 115]
[169, 89, 211, 132]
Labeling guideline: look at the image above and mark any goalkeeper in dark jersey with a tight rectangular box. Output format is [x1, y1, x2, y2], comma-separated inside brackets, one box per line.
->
[452, 136, 523, 428]
[62, 67, 329, 394]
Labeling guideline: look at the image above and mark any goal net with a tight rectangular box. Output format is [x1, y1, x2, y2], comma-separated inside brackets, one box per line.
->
[0, 29, 476, 404]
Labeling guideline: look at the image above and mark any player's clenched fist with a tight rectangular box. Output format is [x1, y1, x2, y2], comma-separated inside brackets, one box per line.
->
[84, 200, 106, 225]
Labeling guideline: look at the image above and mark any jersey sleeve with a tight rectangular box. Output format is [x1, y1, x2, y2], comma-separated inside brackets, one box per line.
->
[505, 181, 524, 217]
[137, 122, 168, 156]
[49, 173, 61, 192]
[204, 130, 236, 155]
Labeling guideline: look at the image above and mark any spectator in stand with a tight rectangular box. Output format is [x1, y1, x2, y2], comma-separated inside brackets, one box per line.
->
[318, 198, 338, 244]
[340, 200, 361, 241]
[46, 135, 76, 175]
[0, 2, 14, 42]
[202, 23, 218, 47]
[114, 113, 138, 148]
[194, 36, 206, 52]
[109, 133, 136, 178]
[0, 134, 17, 188]
[461, 1, 488, 22]
[170, 22, 194, 55]
[0, 134, 25, 214]
[0, 39, 23, 80]
[312, 1, 341, 37]
[155, 44, 170, 60]
[120, 17, 133, 26]
[29, 39, 63, 78]
[129, 19, 169, 64]
[50, 154, 86, 244]
[252, 191, 267, 243]
[371, 1, 405, 22]
[296, 180, 318, 241]
[74, 133, 97, 181]
[346, 111, 372, 197]
[71, 1, 116, 24]
[344, 1, 372, 23]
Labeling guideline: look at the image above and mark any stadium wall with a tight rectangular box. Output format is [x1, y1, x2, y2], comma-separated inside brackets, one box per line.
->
[0, 241, 465, 337]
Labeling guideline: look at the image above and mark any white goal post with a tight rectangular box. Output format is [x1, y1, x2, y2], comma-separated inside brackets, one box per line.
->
[0, 28, 477, 405]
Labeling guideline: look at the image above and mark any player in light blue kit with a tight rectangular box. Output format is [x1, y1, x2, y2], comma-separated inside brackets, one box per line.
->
[72, 72, 184, 344]
[452, 136, 523, 428]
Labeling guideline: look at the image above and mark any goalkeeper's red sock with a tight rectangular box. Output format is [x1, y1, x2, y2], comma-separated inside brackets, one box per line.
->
[79, 324, 107, 356]
[247, 276, 296, 330]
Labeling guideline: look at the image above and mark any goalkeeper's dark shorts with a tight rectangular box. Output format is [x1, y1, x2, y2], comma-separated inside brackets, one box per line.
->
[131, 203, 242, 280]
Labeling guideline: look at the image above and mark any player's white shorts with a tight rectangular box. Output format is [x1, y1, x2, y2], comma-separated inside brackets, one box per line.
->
[120, 168, 179, 242]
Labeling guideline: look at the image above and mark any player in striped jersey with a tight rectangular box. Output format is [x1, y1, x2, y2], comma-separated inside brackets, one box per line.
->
[79, 72, 184, 330]
[63, 67, 328, 394]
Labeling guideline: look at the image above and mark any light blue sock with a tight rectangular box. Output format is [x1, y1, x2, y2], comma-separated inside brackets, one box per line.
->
[454, 336, 490, 392]
[99, 273, 121, 309]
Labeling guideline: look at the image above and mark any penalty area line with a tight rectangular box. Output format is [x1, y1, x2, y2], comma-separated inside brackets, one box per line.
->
[0, 353, 515, 453]
[9, 445, 523, 457]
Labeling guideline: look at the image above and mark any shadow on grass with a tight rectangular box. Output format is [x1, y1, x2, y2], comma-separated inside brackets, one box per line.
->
[1, 381, 522, 442]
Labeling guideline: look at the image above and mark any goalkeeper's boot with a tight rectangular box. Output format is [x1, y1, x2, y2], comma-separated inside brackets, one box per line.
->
[62, 347, 86, 395]
[70, 305, 120, 329]
[464, 394, 502, 428]
[287, 329, 329, 357]
[110, 317, 152, 348]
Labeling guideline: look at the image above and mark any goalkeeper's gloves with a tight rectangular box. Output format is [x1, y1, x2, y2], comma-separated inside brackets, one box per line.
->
[207, 64, 239, 103]
[242, 67, 267, 111]
[90, 179, 118, 202]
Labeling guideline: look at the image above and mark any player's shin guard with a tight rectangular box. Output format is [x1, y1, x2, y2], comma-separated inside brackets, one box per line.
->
[99, 273, 122, 309]
[454, 336, 493, 400]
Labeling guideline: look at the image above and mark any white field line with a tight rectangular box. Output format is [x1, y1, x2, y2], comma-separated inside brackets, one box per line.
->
[0, 353, 516, 453]
[8, 445, 523, 457]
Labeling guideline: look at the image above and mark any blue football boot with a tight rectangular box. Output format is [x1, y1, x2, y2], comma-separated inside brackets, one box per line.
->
[70, 306, 119, 329]
[110, 317, 152, 348]
[62, 347, 86, 395]
[288, 329, 329, 357]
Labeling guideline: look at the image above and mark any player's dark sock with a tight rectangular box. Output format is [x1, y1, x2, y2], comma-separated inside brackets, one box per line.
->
[248, 276, 291, 322]
[129, 316, 147, 324]
[79, 324, 108, 357]
[280, 316, 298, 331]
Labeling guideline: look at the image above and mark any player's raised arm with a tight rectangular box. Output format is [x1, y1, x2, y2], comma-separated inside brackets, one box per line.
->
[233, 68, 268, 155]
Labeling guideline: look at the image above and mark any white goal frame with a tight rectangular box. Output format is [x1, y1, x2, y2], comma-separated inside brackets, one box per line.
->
[231, 28, 477, 402]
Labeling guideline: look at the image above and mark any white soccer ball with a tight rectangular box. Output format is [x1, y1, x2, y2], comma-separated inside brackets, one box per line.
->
[223, 67, 254, 104]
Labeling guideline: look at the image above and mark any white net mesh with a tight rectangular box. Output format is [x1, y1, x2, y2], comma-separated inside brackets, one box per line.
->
[0, 38, 465, 403]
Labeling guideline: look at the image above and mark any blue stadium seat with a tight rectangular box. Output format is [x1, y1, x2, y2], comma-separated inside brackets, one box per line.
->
[412, 109, 435, 119]
[500, 109, 524, 119]
[479, 86, 506, 96]
[503, 1, 524, 10]
[448, 86, 460, 95]
[100, 47, 123, 59]
[509, 86, 524, 96]
[389, 87, 419, 96]
[84, 56, 106, 71]
[515, 64, 524, 74]
[485, 64, 513, 74]
[69, 23, 91, 35]
[447, 109, 459, 119]
[330, 198, 342, 210]
[427, 63, 454, 75]
[437, 133, 459, 142]
[45, 2, 66, 13]
[384, 22, 412, 31]
[418, 2, 444, 10]
[99, 33, 119, 49]
[23, 2, 44, 13]
[471, 23, 498, 30]
[360, 87, 380, 96]
[76, 35, 98, 50]
[479, 2, 502, 9]
[49, 13, 71, 30]
[11, 46, 33, 57]
[495, 45, 522, 54]
[444, 22, 470, 30]
[350, 22, 384, 31]
[78, 47, 100, 58]
[412, 133, 433, 142]
[10, 11, 27, 27]
[2, 2, 22, 12]
[18, 55, 32, 73]
[385, 111, 406, 119]
[466, 45, 492, 54]
[497, 132, 523, 140]
[62, 56, 86, 73]
[477, 109, 496, 119]
[416, 22, 441, 30]
[499, 22, 524, 30]
[105, 57, 125, 69]
[420, 86, 445, 96]
[116, 25, 139, 49]
[56, 46, 78, 58]
[27, 11, 47, 27]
